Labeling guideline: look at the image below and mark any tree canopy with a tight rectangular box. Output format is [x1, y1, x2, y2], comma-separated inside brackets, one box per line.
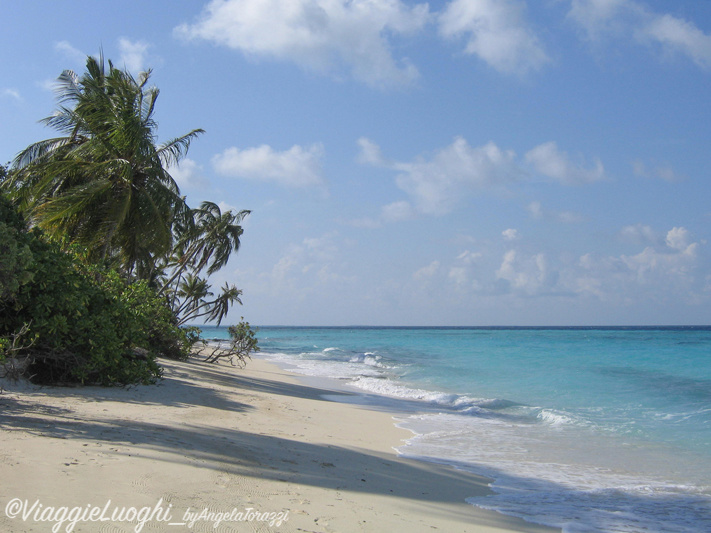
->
[6, 54, 203, 277]
[0, 56, 258, 384]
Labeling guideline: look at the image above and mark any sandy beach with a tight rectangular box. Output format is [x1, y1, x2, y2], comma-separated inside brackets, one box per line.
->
[0, 355, 558, 533]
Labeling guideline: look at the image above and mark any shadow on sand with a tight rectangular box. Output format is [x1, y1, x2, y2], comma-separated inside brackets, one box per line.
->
[2, 357, 707, 532]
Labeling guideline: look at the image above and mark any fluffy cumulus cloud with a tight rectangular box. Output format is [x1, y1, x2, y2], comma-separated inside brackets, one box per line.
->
[496, 249, 560, 296]
[413, 260, 440, 280]
[665, 227, 694, 252]
[358, 137, 608, 223]
[525, 141, 606, 184]
[175, 0, 429, 88]
[118, 38, 151, 73]
[212, 143, 325, 187]
[502, 228, 519, 241]
[577, 226, 700, 300]
[360, 136, 520, 216]
[167, 158, 209, 190]
[54, 40, 86, 65]
[448, 250, 483, 287]
[619, 223, 660, 246]
[568, 0, 711, 69]
[420, 225, 705, 304]
[439, 0, 549, 75]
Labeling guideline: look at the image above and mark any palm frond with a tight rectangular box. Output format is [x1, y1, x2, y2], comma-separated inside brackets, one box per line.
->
[157, 129, 205, 168]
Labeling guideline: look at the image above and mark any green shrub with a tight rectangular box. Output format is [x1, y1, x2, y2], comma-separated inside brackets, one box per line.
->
[228, 319, 260, 359]
[0, 195, 195, 385]
[201, 319, 259, 366]
[0, 195, 34, 301]
[2, 236, 160, 384]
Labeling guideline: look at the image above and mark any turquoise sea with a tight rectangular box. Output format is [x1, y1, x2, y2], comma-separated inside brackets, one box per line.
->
[200, 326, 711, 532]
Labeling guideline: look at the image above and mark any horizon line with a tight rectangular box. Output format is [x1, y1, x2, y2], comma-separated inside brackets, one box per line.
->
[193, 324, 711, 329]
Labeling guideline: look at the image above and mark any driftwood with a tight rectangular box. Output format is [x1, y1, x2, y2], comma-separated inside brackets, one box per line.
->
[195, 340, 252, 368]
[1, 323, 35, 381]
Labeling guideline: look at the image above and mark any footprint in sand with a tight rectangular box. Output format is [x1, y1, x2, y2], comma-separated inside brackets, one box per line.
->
[213, 472, 233, 488]
[160, 490, 178, 503]
[98, 525, 134, 533]
[130, 472, 154, 493]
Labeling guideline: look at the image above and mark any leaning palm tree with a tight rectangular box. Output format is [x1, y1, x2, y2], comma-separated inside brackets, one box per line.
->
[5, 54, 203, 276]
[172, 274, 243, 327]
[159, 201, 250, 296]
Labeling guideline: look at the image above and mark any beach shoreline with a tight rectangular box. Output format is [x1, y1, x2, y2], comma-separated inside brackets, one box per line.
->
[0, 354, 558, 532]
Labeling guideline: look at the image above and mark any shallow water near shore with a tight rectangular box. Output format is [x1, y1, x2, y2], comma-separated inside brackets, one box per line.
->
[200, 325, 711, 532]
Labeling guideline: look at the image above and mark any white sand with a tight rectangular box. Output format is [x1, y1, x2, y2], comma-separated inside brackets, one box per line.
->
[0, 356, 558, 532]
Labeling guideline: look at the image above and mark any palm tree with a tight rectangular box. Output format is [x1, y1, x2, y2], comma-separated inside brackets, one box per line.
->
[5, 54, 203, 276]
[172, 274, 243, 326]
[159, 201, 250, 296]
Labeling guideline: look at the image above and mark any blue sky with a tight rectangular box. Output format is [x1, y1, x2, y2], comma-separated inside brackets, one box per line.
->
[2, 0, 710, 326]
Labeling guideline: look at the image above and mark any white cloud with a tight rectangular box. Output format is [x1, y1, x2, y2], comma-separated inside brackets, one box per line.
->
[359, 137, 604, 224]
[525, 141, 606, 184]
[360, 136, 520, 216]
[558, 210, 585, 224]
[396, 138, 520, 214]
[1, 88, 21, 102]
[568, 0, 635, 40]
[528, 201, 584, 224]
[633, 159, 684, 182]
[381, 200, 416, 222]
[118, 38, 151, 73]
[399, 224, 706, 306]
[502, 228, 519, 241]
[270, 232, 347, 289]
[54, 41, 86, 65]
[637, 13, 711, 69]
[346, 216, 383, 229]
[168, 158, 209, 190]
[175, 0, 429, 88]
[568, 0, 711, 70]
[361, 137, 604, 223]
[619, 223, 660, 246]
[413, 260, 440, 280]
[621, 244, 697, 284]
[357, 137, 388, 166]
[217, 200, 239, 214]
[528, 200, 544, 219]
[665, 226, 693, 252]
[302, 234, 339, 263]
[496, 249, 556, 295]
[578, 226, 700, 298]
[619, 225, 698, 255]
[449, 250, 483, 286]
[449, 266, 468, 285]
[212, 143, 325, 187]
[439, 0, 549, 75]
[456, 250, 482, 264]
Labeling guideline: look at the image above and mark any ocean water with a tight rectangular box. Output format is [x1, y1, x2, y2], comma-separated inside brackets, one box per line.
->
[200, 326, 711, 532]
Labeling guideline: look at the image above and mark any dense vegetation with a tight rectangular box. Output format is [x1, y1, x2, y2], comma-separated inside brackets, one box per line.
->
[0, 55, 256, 385]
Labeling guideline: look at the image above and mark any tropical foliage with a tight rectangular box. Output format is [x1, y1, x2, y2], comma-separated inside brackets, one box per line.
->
[159, 201, 250, 326]
[0, 194, 179, 384]
[0, 55, 259, 385]
[199, 318, 260, 367]
[5, 54, 201, 278]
